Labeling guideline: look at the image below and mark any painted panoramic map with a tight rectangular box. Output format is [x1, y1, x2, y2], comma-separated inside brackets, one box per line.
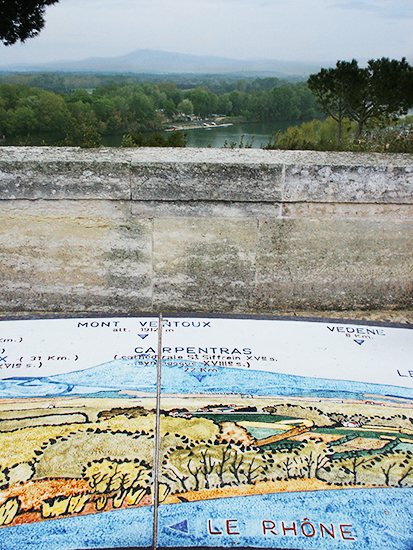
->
[0, 315, 412, 549]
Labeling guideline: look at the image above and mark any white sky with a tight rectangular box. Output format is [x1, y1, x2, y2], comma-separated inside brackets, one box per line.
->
[0, 0, 412, 67]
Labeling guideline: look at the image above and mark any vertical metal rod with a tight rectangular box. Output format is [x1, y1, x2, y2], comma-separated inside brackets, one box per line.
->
[152, 312, 162, 550]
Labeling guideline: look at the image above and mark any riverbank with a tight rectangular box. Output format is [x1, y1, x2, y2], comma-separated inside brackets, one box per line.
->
[166, 121, 233, 131]
[164, 116, 236, 132]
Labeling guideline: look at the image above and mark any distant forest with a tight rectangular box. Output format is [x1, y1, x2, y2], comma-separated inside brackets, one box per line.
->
[0, 73, 322, 145]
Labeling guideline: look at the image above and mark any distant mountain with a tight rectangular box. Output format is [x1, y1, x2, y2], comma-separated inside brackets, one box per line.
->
[0, 49, 324, 77]
[1, 357, 413, 400]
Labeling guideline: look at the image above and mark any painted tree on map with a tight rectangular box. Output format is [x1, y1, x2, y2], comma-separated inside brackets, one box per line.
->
[82, 457, 151, 510]
[163, 440, 270, 493]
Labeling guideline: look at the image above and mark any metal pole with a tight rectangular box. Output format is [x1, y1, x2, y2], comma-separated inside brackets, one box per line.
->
[152, 312, 162, 549]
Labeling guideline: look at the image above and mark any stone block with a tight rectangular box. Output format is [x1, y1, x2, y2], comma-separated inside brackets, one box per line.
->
[282, 202, 413, 220]
[130, 161, 282, 202]
[0, 148, 130, 200]
[254, 219, 413, 310]
[152, 218, 258, 312]
[131, 200, 281, 218]
[284, 164, 413, 203]
[0, 201, 152, 312]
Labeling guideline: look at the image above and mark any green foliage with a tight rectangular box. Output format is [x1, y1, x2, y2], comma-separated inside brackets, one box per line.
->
[177, 98, 194, 116]
[308, 60, 360, 144]
[222, 134, 255, 149]
[1, 1, 59, 46]
[163, 98, 177, 119]
[265, 115, 413, 153]
[0, 83, 72, 137]
[266, 117, 351, 150]
[58, 122, 102, 148]
[188, 87, 218, 117]
[157, 82, 183, 105]
[0, 77, 323, 144]
[350, 57, 413, 137]
[350, 122, 413, 154]
[144, 132, 170, 147]
[121, 130, 187, 148]
[244, 83, 321, 122]
[121, 133, 144, 147]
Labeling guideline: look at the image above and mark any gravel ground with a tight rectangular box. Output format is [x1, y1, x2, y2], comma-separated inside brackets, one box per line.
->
[266, 310, 413, 325]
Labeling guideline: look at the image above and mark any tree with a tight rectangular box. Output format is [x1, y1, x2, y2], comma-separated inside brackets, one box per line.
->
[82, 457, 151, 510]
[337, 455, 372, 485]
[346, 57, 413, 138]
[0, 1, 59, 46]
[308, 58, 413, 142]
[162, 98, 177, 120]
[293, 440, 333, 480]
[177, 99, 194, 117]
[0, 497, 20, 526]
[188, 88, 218, 118]
[308, 60, 362, 145]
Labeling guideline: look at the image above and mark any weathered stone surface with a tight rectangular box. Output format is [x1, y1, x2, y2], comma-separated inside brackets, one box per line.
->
[127, 147, 413, 166]
[152, 218, 258, 312]
[284, 165, 413, 203]
[0, 200, 152, 312]
[131, 201, 281, 218]
[282, 202, 413, 220]
[0, 147, 413, 314]
[254, 219, 413, 311]
[1, 147, 413, 202]
[0, 147, 131, 200]
[130, 162, 282, 201]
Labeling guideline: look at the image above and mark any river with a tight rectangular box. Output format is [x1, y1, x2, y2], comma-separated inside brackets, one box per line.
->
[101, 120, 294, 148]
[182, 120, 292, 148]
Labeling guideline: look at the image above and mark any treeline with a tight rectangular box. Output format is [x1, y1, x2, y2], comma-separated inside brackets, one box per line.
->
[0, 78, 322, 144]
[0, 72, 303, 94]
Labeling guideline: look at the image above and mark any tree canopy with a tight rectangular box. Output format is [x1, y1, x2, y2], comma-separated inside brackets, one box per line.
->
[0, 0, 59, 46]
[307, 60, 360, 145]
[308, 58, 413, 142]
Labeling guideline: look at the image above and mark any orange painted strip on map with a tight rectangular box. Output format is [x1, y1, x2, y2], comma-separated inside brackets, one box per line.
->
[0, 478, 90, 511]
[254, 424, 314, 447]
[163, 478, 361, 505]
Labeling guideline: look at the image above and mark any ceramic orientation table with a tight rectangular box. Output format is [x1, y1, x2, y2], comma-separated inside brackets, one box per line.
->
[0, 314, 412, 549]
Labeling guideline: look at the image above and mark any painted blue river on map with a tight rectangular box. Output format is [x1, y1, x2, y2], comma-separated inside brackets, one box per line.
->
[1, 489, 412, 549]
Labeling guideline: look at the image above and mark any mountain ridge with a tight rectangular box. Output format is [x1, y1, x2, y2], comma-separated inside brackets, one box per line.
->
[1, 358, 413, 400]
[0, 49, 325, 77]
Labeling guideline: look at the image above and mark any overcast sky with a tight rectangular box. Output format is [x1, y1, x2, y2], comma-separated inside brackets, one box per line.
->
[1, 0, 412, 67]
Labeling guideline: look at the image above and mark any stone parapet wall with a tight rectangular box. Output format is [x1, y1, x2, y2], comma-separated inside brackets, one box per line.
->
[0, 147, 412, 314]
